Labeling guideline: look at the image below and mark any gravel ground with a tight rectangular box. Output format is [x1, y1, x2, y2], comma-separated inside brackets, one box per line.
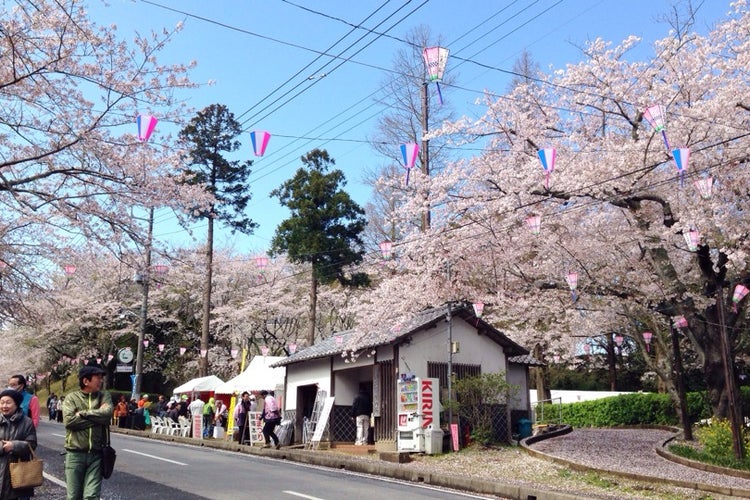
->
[327, 428, 744, 499]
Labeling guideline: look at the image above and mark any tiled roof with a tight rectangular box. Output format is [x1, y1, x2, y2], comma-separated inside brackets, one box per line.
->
[508, 354, 545, 366]
[271, 303, 529, 368]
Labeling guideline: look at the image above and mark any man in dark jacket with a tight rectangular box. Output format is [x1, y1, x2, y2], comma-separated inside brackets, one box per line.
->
[63, 365, 113, 500]
[350, 388, 372, 445]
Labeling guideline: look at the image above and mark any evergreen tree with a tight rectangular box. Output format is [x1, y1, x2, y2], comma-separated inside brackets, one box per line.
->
[270, 149, 367, 346]
[179, 104, 257, 375]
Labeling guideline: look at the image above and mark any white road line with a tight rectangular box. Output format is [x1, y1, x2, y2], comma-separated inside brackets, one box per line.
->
[282, 491, 326, 500]
[122, 448, 188, 465]
[43, 472, 67, 488]
[51, 433, 65, 438]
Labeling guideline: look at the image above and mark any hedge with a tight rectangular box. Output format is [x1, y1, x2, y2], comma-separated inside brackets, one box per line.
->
[536, 387, 750, 427]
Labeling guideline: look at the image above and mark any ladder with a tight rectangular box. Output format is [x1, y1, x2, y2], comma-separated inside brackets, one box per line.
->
[304, 390, 327, 449]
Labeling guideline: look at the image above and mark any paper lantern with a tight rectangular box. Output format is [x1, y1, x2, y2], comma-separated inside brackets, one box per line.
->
[422, 46, 449, 82]
[200, 349, 208, 358]
[136, 114, 158, 142]
[614, 334, 624, 347]
[255, 256, 269, 271]
[672, 148, 690, 186]
[525, 215, 541, 235]
[288, 343, 297, 354]
[179, 347, 186, 355]
[684, 229, 700, 252]
[566, 271, 578, 302]
[472, 302, 484, 318]
[379, 240, 393, 260]
[250, 130, 271, 157]
[732, 284, 749, 313]
[537, 148, 556, 189]
[673, 316, 688, 329]
[261, 345, 269, 356]
[399, 143, 419, 185]
[642, 104, 671, 151]
[143, 340, 149, 348]
[583, 343, 591, 355]
[64, 264, 76, 276]
[335, 336, 343, 346]
[158, 344, 165, 352]
[694, 177, 713, 199]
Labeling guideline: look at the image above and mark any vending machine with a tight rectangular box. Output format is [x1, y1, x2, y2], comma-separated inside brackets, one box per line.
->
[396, 375, 441, 453]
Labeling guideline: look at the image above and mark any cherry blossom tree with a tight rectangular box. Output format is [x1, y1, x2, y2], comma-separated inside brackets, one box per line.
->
[0, 0, 210, 322]
[353, 2, 750, 427]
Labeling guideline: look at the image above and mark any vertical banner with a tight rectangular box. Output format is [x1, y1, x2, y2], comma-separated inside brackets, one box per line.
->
[451, 423, 459, 451]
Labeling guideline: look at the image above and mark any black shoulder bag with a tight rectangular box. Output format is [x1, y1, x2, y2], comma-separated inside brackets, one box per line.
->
[101, 425, 116, 479]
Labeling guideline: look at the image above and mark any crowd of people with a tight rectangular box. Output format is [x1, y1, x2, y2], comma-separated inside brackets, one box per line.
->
[0, 367, 292, 499]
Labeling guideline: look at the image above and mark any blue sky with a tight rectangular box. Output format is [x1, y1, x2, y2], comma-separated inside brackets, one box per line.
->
[87, 0, 733, 256]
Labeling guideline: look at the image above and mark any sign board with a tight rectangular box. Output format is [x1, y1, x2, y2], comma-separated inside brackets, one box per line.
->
[116, 364, 132, 373]
[310, 396, 335, 449]
[451, 423, 460, 451]
[192, 413, 203, 439]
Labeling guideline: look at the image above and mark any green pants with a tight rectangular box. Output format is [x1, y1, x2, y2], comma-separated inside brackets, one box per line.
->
[65, 450, 103, 500]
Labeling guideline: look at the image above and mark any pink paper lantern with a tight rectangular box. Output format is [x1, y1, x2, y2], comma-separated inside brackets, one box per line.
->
[255, 256, 269, 271]
[673, 316, 688, 329]
[566, 271, 578, 302]
[732, 284, 750, 313]
[143, 340, 149, 348]
[231, 349, 238, 359]
[335, 336, 343, 346]
[684, 229, 700, 252]
[200, 349, 208, 358]
[525, 215, 541, 235]
[261, 345, 269, 356]
[614, 334, 624, 347]
[179, 347, 187, 356]
[694, 177, 713, 199]
[379, 240, 393, 260]
[0, 260, 7, 272]
[643, 104, 666, 132]
[158, 344, 165, 352]
[250, 130, 271, 157]
[107, 354, 114, 362]
[472, 302, 484, 318]
[422, 46, 449, 82]
[583, 343, 591, 355]
[64, 264, 76, 276]
[288, 343, 297, 354]
[136, 114, 158, 142]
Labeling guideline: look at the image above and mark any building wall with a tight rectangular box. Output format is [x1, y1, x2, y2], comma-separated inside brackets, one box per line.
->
[283, 358, 330, 411]
[507, 363, 530, 411]
[397, 317, 507, 377]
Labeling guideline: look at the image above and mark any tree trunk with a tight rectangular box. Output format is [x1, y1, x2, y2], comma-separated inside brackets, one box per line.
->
[607, 335, 617, 391]
[200, 216, 214, 376]
[307, 266, 317, 347]
[533, 344, 551, 402]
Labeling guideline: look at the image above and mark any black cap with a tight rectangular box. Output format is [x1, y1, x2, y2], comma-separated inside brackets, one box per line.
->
[0, 389, 23, 407]
[78, 365, 106, 380]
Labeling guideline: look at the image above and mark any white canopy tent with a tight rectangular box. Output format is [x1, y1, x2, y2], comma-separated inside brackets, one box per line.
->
[172, 375, 225, 395]
[214, 356, 286, 394]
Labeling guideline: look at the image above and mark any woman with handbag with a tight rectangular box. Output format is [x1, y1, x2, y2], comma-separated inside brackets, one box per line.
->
[0, 388, 38, 499]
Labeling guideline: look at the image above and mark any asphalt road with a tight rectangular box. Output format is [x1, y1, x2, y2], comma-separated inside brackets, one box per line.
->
[35, 420, 495, 499]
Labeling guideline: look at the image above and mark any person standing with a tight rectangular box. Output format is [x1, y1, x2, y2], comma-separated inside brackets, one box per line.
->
[350, 387, 372, 446]
[63, 365, 113, 500]
[8, 375, 39, 428]
[0, 389, 37, 499]
[233, 392, 254, 443]
[48, 393, 58, 421]
[260, 390, 281, 449]
[202, 397, 215, 438]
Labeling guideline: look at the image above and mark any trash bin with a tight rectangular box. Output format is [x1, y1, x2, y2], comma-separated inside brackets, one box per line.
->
[518, 418, 532, 439]
[424, 425, 444, 455]
[213, 426, 225, 439]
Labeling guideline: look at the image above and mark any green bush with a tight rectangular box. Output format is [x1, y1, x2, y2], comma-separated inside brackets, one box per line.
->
[537, 388, 744, 428]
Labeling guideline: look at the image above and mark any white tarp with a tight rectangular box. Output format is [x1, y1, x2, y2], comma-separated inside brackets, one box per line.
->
[173, 375, 225, 394]
[214, 356, 286, 394]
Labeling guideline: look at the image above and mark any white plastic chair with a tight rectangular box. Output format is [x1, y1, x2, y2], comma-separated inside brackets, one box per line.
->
[178, 416, 191, 437]
[151, 416, 165, 434]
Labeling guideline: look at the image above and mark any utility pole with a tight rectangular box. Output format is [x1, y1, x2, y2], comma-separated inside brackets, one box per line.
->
[133, 207, 154, 401]
[420, 81, 431, 232]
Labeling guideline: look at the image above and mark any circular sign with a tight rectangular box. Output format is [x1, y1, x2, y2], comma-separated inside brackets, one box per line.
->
[117, 348, 134, 364]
